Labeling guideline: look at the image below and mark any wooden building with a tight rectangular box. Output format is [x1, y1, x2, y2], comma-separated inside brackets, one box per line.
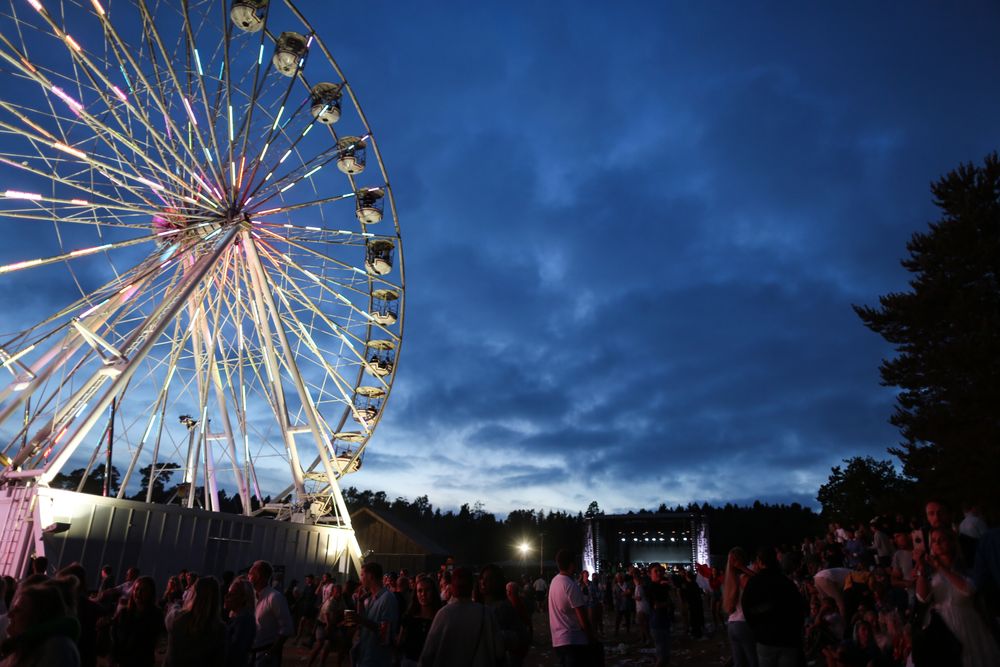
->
[351, 507, 450, 574]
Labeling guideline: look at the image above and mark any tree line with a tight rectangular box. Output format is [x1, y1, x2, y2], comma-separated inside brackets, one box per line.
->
[341, 487, 824, 564]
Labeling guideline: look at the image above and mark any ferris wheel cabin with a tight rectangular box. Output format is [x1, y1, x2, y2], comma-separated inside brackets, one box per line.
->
[230, 0, 267, 32]
[310, 83, 343, 125]
[356, 188, 385, 224]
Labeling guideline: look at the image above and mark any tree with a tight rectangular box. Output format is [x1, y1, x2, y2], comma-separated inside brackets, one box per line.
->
[855, 154, 1000, 508]
[49, 464, 120, 496]
[817, 456, 912, 524]
[133, 462, 180, 502]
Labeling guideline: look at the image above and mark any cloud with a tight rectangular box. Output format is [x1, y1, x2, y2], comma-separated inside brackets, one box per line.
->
[2, 1, 998, 519]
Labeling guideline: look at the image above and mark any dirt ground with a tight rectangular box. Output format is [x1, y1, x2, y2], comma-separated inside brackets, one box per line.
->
[281, 606, 732, 666]
[521, 612, 731, 667]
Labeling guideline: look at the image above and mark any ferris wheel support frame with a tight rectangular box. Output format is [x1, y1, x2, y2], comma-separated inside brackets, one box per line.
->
[241, 230, 353, 527]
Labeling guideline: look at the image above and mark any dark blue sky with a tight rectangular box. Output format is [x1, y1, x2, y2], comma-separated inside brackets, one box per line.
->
[332, 1, 1000, 514]
[1, 1, 998, 517]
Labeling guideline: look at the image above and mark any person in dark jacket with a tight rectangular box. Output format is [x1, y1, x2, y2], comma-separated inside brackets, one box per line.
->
[741, 546, 806, 667]
[109, 576, 163, 667]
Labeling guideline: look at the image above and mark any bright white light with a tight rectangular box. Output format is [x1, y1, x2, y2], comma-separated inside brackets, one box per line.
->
[52, 142, 86, 159]
[4, 190, 42, 200]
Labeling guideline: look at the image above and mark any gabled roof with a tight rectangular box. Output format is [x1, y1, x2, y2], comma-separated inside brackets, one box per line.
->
[351, 506, 450, 556]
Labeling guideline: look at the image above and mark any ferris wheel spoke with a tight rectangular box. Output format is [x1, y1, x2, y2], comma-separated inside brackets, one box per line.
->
[0, 11, 188, 189]
[0, 230, 161, 276]
[0, 247, 166, 354]
[93, 9, 226, 193]
[266, 270, 387, 393]
[0, 115, 195, 210]
[258, 231, 399, 334]
[266, 271, 387, 378]
[189, 269, 251, 512]
[264, 291, 359, 489]
[229, 1, 277, 205]
[0, 183, 211, 220]
[33, 224, 240, 483]
[250, 190, 357, 216]
[254, 240, 399, 346]
[238, 30, 313, 201]
[248, 239, 356, 492]
[178, 0, 230, 195]
[246, 134, 353, 207]
[255, 225, 401, 294]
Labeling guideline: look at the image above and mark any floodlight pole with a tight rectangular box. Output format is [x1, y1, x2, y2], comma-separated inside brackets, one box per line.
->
[102, 398, 116, 497]
[540, 532, 545, 576]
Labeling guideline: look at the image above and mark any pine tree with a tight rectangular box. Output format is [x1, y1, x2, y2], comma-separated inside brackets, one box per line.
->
[855, 153, 1000, 507]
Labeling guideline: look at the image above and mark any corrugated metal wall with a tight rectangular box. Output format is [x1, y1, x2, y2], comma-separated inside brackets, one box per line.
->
[32, 487, 357, 590]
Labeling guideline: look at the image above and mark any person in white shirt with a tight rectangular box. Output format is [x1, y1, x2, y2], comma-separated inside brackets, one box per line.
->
[249, 560, 294, 667]
[532, 576, 548, 612]
[959, 504, 988, 540]
[548, 549, 596, 666]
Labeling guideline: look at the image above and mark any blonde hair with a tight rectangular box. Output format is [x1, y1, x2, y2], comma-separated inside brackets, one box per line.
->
[723, 547, 747, 615]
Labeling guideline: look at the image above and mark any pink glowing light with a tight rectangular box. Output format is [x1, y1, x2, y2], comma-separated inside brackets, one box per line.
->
[119, 284, 139, 302]
[50, 86, 83, 114]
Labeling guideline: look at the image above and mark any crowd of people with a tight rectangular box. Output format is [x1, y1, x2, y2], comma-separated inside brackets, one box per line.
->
[719, 500, 1000, 667]
[0, 499, 997, 666]
[0, 554, 541, 666]
[533, 500, 1000, 667]
[0, 557, 298, 667]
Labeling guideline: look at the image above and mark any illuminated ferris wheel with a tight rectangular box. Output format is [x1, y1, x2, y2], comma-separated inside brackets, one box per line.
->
[0, 0, 404, 522]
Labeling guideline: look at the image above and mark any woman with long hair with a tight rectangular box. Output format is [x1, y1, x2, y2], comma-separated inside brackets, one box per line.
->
[723, 547, 757, 667]
[397, 576, 441, 667]
[164, 576, 225, 666]
[160, 576, 184, 613]
[914, 527, 1000, 667]
[109, 576, 163, 667]
[633, 569, 651, 645]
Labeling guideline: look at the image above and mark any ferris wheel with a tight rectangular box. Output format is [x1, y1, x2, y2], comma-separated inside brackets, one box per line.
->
[0, 0, 404, 522]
